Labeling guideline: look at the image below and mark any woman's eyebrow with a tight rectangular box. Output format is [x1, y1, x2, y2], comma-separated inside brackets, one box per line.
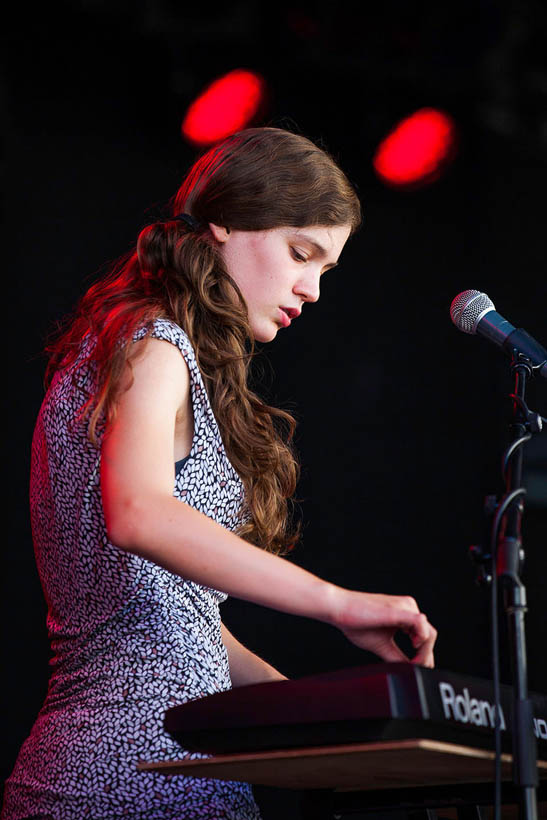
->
[295, 234, 340, 269]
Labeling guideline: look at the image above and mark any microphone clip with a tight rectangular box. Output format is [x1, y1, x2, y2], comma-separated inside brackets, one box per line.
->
[507, 392, 543, 435]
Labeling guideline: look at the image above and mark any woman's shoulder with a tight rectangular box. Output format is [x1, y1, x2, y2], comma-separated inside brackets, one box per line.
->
[134, 317, 194, 356]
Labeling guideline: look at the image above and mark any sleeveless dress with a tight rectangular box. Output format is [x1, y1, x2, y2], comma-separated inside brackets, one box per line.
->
[2, 318, 262, 820]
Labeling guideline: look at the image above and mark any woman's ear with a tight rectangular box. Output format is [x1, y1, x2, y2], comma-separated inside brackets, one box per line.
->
[209, 223, 231, 243]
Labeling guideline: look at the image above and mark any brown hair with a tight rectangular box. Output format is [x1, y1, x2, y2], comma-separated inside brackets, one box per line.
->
[46, 127, 361, 554]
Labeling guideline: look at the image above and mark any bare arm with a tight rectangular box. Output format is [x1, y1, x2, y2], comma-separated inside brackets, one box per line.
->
[221, 621, 288, 686]
[101, 338, 437, 666]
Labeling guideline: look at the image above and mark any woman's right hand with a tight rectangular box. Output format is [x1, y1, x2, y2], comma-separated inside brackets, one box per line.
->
[329, 587, 437, 668]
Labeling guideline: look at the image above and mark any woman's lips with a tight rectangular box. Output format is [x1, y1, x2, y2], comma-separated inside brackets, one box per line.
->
[279, 306, 301, 327]
[278, 308, 291, 327]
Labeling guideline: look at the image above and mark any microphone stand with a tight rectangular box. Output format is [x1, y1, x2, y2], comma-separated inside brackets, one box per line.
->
[477, 350, 544, 819]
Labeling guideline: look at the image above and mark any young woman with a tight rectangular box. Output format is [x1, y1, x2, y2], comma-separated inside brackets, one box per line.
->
[3, 127, 437, 820]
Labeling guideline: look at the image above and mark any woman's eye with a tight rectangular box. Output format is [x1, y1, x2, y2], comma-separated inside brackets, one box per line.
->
[291, 248, 307, 262]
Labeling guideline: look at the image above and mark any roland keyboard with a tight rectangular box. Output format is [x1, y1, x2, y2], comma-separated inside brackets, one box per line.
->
[164, 662, 547, 755]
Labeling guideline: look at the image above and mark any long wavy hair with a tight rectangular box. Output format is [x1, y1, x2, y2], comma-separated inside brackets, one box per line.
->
[46, 127, 362, 554]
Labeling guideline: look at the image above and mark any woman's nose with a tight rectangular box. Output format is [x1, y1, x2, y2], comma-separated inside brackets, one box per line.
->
[294, 269, 321, 303]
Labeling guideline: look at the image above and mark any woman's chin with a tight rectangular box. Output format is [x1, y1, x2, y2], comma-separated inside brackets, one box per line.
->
[253, 322, 279, 343]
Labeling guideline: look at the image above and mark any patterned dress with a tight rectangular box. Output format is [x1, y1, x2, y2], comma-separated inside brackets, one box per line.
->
[2, 319, 262, 820]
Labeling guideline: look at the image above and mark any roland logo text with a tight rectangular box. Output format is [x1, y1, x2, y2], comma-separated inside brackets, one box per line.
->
[439, 682, 506, 730]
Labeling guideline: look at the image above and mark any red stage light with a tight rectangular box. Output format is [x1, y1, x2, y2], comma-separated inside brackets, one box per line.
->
[373, 108, 457, 188]
[182, 69, 266, 147]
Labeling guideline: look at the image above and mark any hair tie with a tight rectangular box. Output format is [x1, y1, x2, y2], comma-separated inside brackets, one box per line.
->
[171, 213, 202, 231]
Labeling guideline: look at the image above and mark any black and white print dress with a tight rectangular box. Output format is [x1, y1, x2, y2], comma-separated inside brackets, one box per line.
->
[2, 318, 262, 820]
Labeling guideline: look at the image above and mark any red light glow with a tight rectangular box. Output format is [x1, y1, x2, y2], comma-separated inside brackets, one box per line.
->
[373, 108, 457, 188]
[182, 69, 266, 147]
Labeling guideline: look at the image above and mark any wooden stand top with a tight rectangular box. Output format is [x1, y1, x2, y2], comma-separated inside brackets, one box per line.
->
[138, 739, 547, 792]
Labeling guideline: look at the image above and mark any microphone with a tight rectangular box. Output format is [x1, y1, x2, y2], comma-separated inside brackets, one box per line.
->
[450, 290, 547, 380]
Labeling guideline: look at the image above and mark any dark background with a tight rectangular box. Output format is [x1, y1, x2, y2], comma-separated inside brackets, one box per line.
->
[3, 0, 547, 814]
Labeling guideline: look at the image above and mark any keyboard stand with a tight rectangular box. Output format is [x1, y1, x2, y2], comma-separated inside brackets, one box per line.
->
[139, 738, 547, 819]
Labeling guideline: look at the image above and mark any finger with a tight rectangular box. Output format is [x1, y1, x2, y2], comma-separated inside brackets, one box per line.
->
[402, 612, 431, 645]
[412, 647, 435, 668]
[411, 625, 438, 668]
[410, 617, 432, 647]
[412, 634, 436, 664]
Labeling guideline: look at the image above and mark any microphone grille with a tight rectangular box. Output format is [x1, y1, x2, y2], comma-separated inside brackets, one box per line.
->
[450, 289, 495, 334]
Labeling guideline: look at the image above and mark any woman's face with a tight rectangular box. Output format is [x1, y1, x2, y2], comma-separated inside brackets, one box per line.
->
[210, 223, 352, 342]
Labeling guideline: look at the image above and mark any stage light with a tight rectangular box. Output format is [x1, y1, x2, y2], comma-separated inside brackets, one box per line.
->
[182, 69, 266, 147]
[373, 108, 457, 189]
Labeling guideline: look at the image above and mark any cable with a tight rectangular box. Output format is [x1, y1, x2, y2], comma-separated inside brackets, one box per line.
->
[501, 434, 532, 479]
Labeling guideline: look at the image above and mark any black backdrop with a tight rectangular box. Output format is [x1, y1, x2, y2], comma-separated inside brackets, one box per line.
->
[3, 0, 547, 811]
